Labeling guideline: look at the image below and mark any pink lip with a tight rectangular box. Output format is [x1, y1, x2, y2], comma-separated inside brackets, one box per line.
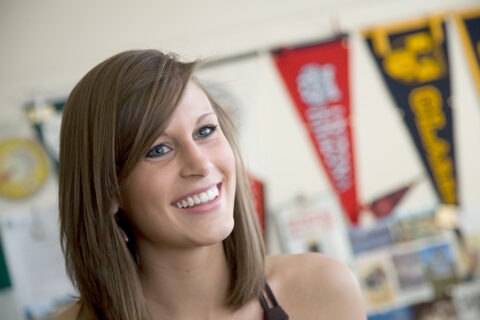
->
[173, 183, 223, 214]
[177, 191, 223, 214]
[171, 182, 222, 205]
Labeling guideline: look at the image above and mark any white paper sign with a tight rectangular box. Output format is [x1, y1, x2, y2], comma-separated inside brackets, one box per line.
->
[274, 193, 352, 265]
[0, 206, 75, 318]
[452, 280, 480, 320]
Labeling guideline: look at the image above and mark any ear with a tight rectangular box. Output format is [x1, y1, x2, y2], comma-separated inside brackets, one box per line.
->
[111, 198, 120, 215]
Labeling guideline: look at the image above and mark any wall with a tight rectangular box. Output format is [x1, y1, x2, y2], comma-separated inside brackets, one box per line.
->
[0, 0, 479, 318]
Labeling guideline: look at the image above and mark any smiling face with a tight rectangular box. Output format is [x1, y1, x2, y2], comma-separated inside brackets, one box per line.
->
[119, 81, 236, 249]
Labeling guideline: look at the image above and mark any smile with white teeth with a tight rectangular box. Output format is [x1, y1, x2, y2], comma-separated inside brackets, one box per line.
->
[175, 185, 220, 208]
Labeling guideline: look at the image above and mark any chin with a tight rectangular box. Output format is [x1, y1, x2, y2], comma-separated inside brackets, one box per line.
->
[195, 218, 234, 246]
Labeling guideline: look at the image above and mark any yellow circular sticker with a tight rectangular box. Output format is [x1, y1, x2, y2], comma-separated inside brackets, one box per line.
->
[0, 138, 49, 199]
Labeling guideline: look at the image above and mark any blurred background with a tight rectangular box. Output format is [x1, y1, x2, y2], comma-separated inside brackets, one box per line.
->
[1, 0, 480, 319]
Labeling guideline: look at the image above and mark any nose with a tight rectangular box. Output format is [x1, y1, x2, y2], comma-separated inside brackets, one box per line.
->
[179, 140, 212, 178]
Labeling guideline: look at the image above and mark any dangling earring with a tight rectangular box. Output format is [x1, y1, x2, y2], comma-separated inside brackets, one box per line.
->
[114, 211, 129, 243]
[119, 228, 129, 242]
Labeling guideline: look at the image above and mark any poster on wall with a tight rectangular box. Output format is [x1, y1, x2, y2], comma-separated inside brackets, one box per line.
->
[272, 35, 360, 223]
[349, 218, 395, 255]
[0, 235, 11, 289]
[0, 206, 75, 318]
[418, 242, 458, 297]
[462, 232, 480, 279]
[25, 99, 66, 172]
[274, 193, 352, 265]
[392, 251, 428, 292]
[455, 7, 480, 101]
[452, 279, 480, 320]
[368, 306, 415, 320]
[391, 249, 433, 305]
[392, 207, 440, 242]
[356, 252, 397, 308]
[412, 295, 457, 320]
[363, 15, 457, 206]
[354, 230, 460, 312]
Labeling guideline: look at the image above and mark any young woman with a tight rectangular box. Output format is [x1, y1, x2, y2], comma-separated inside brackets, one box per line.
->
[56, 49, 366, 320]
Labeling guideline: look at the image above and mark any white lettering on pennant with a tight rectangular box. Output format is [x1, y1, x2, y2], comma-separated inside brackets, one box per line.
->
[297, 63, 341, 106]
[306, 104, 352, 192]
[296, 63, 352, 192]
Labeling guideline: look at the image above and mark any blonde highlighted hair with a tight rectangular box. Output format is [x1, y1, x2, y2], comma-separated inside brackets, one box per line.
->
[59, 49, 265, 319]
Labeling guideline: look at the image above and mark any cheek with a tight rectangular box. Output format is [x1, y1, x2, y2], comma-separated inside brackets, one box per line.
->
[120, 167, 172, 222]
[218, 140, 236, 205]
[218, 138, 236, 179]
[120, 182, 174, 241]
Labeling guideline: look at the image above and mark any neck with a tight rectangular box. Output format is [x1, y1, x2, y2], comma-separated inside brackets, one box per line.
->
[138, 241, 231, 319]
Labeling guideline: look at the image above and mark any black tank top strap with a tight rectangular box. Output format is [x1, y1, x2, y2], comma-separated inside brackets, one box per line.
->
[260, 283, 289, 320]
[259, 290, 270, 311]
[264, 283, 280, 306]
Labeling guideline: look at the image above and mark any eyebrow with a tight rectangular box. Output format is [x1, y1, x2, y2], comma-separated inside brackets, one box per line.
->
[155, 112, 217, 140]
[196, 112, 216, 124]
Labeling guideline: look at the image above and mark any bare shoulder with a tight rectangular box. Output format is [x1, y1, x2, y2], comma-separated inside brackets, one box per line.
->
[265, 253, 366, 320]
[53, 302, 82, 320]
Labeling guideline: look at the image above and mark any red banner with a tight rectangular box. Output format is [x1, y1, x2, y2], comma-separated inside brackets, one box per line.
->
[272, 36, 359, 223]
[249, 173, 265, 235]
[366, 181, 416, 219]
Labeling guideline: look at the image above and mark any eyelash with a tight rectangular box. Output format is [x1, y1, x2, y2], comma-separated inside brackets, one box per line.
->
[146, 124, 218, 158]
[146, 144, 171, 158]
[195, 124, 218, 139]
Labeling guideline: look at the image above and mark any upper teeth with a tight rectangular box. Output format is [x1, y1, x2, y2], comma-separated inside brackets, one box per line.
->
[176, 185, 219, 208]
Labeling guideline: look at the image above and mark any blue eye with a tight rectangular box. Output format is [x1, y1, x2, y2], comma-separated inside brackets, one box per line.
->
[195, 125, 217, 138]
[196, 125, 217, 138]
[146, 144, 171, 158]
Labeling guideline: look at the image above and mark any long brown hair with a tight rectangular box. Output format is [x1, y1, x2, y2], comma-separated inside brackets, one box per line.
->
[59, 49, 265, 319]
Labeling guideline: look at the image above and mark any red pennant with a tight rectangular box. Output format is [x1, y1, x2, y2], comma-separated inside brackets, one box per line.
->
[272, 36, 359, 223]
[367, 182, 415, 218]
[249, 174, 265, 235]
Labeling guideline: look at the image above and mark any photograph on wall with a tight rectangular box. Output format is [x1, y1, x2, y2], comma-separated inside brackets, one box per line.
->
[368, 305, 415, 320]
[412, 295, 457, 320]
[462, 232, 480, 280]
[418, 242, 457, 297]
[391, 249, 433, 305]
[357, 253, 397, 307]
[392, 208, 440, 242]
[349, 218, 395, 255]
[452, 279, 480, 320]
[392, 251, 429, 291]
